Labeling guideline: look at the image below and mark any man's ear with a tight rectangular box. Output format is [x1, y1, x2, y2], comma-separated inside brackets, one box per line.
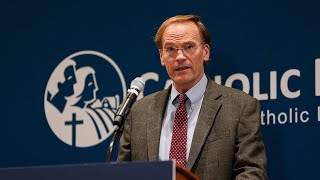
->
[203, 44, 210, 62]
[159, 49, 165, 66]
[160, 59, 165, 66]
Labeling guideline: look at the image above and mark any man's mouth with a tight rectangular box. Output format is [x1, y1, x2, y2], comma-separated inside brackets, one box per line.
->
[175, 66, 189, 71]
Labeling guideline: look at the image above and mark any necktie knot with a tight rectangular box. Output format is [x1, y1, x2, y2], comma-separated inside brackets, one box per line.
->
[178, 94, 188, 105]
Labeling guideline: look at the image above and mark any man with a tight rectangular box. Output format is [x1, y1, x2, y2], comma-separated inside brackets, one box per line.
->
[117, 15, 268, 179]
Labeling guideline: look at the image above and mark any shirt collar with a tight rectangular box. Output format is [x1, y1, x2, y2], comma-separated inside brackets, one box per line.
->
[170, 74, 208, 104]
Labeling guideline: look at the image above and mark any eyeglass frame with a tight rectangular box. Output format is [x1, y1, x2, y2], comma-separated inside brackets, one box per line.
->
[160, 41, 205, 58]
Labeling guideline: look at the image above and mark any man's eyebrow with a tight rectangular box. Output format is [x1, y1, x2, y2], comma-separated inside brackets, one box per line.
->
[163, 41, 196, 46]
[163, 42, 175, 46]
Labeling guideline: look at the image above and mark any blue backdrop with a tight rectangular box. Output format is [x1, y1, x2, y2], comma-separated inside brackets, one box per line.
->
[1, 0, 320, 179]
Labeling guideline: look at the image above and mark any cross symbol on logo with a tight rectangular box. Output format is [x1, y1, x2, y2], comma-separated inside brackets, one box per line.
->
[65, 113, 84, 147]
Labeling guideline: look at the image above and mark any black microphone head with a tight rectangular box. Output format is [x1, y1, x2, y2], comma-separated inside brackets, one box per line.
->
[130, 77, 145, 92]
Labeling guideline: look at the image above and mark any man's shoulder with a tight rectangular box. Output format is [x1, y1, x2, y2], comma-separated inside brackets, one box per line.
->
[133, 88, 169, 108]
[208, 79, 257, 102]
[208, 80, 261, 114]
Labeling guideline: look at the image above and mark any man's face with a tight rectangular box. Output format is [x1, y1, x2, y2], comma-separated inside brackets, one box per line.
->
[159, 21, 210, 93]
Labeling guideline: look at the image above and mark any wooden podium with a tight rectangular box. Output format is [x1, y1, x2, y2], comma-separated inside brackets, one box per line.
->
[176, 163, 200, 180]
[0, 161, 199, 180]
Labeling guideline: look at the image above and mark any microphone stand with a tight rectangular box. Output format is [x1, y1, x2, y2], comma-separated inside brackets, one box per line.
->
[105, 124, 123, 162]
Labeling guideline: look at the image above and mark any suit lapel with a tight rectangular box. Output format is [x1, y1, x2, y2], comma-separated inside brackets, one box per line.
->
[147, 87, 171, 161]
[186, 80, 222, 170]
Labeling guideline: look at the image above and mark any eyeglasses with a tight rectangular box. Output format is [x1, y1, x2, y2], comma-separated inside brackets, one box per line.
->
[162, 42, 203, 57]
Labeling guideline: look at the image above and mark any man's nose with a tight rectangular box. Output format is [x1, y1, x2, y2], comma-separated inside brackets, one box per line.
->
[175, 49, 187, 61]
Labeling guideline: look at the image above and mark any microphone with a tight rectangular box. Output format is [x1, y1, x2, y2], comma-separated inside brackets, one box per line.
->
[113, 77, 145, 128]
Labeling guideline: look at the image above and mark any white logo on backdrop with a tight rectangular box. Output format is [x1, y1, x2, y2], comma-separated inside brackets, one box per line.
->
[44, 50, 126, 147]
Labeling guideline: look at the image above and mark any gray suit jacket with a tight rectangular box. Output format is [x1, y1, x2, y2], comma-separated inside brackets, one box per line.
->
[118, 79, 268, 179]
